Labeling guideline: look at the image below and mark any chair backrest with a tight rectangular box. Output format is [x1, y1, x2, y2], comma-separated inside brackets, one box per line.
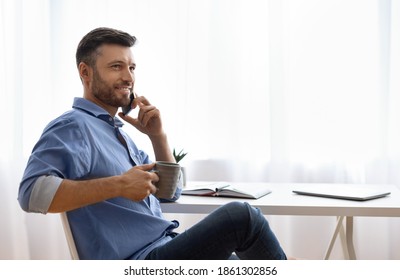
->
[60, 212, 80, 260]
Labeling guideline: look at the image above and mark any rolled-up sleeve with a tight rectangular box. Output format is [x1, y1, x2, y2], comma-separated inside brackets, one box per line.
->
[28, 175, 63, 214]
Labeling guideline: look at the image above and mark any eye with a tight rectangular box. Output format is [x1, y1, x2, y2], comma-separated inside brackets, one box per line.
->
[111, 64, 121, 70]
[129, 66, 136, 73]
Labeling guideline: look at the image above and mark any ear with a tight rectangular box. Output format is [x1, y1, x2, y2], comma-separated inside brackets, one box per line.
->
[78, 62, 92, 82]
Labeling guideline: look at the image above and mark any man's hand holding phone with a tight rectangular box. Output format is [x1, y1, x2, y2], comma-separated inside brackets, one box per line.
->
[118, 94, 164, 138]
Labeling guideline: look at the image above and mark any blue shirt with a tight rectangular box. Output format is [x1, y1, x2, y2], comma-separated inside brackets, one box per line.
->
[18, 97, 182, 259]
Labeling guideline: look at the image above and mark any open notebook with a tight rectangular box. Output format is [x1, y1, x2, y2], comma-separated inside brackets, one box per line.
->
[292, 185, 391, 201]
[182, 182, 271, 199]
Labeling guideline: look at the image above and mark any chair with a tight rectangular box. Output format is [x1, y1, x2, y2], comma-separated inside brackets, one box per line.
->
[60, 212, 80, 260]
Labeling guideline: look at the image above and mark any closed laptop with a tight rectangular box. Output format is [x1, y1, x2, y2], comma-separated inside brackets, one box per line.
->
[292, 185, 391, 201]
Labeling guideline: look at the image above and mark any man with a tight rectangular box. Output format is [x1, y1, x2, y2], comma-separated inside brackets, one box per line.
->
[18, 27, 288, 260]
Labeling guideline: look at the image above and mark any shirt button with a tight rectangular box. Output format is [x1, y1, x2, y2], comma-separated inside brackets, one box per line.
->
[109, 117, 113, 122]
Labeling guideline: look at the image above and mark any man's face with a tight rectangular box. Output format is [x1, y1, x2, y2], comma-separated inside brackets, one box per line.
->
[89, 44, 136, 109]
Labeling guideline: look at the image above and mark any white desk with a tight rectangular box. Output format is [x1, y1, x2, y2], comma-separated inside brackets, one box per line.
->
[161, 183, 400, 259]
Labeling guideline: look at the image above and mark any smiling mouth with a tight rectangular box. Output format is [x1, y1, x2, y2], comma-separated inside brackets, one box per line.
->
[115, 86, 132, 94]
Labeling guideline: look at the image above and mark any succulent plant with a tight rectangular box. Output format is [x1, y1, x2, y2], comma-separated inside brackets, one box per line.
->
[173, 148, 188, 163]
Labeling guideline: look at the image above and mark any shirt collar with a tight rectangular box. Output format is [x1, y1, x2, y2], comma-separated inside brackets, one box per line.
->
[72, 97, 124, 127]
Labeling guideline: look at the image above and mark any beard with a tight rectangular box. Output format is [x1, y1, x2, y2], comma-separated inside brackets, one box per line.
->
[91, 68, 131, 107]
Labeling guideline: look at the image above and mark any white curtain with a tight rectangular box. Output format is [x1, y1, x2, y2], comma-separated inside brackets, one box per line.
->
[1, 0, 399, 259]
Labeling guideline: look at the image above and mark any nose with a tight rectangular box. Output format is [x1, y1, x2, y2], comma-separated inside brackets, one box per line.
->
[122, 67, 134, 83]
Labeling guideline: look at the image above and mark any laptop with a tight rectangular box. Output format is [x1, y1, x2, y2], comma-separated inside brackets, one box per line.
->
[292, 185, 391, 201]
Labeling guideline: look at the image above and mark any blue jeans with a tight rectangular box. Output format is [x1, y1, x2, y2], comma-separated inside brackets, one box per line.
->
[145, 201, 287, 260]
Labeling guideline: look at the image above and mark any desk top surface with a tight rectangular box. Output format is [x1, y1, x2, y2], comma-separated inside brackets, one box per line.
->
[161, 182, 400, 217]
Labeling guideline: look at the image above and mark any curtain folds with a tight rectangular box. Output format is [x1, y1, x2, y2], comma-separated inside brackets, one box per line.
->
[1, 0, 399, 259]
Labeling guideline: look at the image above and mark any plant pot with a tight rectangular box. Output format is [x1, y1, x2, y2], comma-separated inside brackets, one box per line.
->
[181, 166, 187, 187]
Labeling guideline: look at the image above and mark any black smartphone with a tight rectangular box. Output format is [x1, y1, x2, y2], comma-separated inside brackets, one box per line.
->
[122, 92, 135, 115]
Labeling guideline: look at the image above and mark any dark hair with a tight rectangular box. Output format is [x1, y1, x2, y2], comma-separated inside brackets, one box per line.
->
[76, 27, 137, 67]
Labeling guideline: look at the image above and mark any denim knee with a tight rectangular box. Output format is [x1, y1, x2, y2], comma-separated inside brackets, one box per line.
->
[222, 201, 258, 215]
[222, 201, 249, 211]
[220, 201, 259, 227]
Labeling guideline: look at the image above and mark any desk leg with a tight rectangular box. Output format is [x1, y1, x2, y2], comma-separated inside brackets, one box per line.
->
[346, 216, 356, 260]
[339, 220, 349, 259]
[324, 216, 344, 260]
[324, 216, 357, 260]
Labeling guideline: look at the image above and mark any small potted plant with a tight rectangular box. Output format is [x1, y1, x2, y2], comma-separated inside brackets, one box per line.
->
[173, 148, 188, 186]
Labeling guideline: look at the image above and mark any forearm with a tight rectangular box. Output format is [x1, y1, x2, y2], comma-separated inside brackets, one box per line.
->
[150, 132, 175, 163]
[48, 164, 157, 213]
[48, 176, 123, 213]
